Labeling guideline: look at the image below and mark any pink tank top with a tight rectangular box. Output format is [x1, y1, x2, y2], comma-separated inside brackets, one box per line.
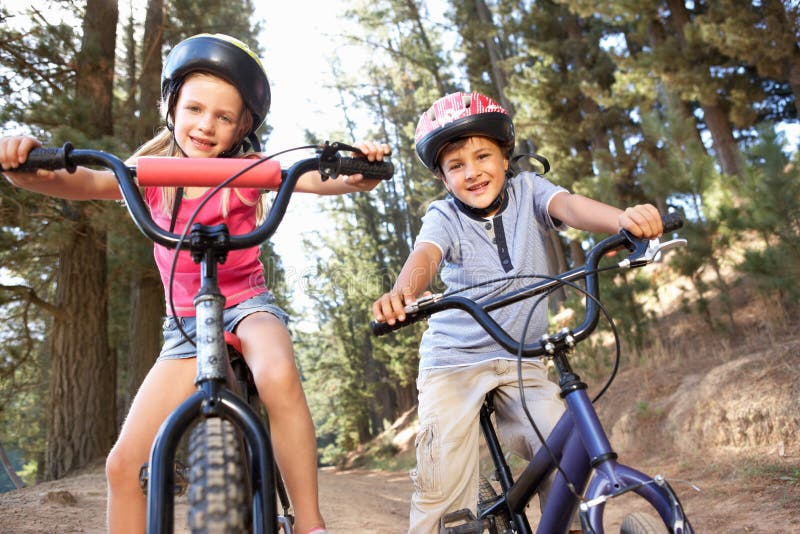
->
[144, 186, 267, 316]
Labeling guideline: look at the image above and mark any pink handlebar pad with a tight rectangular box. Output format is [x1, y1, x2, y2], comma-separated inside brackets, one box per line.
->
[137, 157, 282, 188]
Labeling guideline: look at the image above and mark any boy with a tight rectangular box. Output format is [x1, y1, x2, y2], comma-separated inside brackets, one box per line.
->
[371, 91, 663, 534]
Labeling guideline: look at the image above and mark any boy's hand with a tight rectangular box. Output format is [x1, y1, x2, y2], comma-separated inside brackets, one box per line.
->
[342, 141, 391, 191]
[619, 204, 663, 239]
[372, 288, 420, 326]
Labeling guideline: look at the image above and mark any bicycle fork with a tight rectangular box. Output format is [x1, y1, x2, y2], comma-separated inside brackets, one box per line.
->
[145, 240, 280, 534]
[551, 350, 694, 534]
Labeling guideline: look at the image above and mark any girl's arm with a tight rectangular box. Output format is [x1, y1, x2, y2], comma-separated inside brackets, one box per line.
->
[549, 192, 663, 238]
[294, 141, 391, 195]
[372, 242, 443, 325]
[1, 136, 121, 200]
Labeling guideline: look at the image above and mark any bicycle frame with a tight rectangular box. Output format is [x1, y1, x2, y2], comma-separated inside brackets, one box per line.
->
[19, 142, 394, 534]
[372, 215, 694, 534]
[479, 348, 692, 533]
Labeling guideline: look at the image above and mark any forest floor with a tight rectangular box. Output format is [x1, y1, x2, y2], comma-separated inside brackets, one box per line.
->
[1, 291, 799, 532]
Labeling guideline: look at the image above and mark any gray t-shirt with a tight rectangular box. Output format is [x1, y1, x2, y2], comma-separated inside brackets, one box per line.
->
[415, 172, 567, 369]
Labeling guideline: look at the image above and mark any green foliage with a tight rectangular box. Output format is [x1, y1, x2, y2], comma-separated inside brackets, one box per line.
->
[725, 126, 800, 305]
[165, 0, 260, 47]
[2, 0, 799, 464]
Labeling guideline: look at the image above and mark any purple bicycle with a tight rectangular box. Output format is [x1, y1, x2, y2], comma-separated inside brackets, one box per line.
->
[372, 213, 694, 534]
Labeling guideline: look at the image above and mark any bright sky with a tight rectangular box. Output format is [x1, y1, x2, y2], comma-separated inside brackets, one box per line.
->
[255, 4, 372, 311]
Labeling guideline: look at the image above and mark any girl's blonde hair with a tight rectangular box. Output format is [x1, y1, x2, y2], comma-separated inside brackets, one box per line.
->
[132, 72, 268, 222]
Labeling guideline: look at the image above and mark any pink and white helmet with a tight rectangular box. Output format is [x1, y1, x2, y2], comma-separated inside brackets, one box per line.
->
[414, 92, 515, 171]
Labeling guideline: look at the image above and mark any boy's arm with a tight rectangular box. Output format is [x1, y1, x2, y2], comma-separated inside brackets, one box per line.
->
[372, 242, 443, 325]
[548, 192, 663, 238]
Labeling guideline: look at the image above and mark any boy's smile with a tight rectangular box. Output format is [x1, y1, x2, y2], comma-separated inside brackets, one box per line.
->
[439, 136, 509, 217]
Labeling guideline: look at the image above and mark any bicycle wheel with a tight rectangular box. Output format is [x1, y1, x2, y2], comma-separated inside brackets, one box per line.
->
[187, 417, 251, 533]
[478, 475, 513, 533]
[620, 511, 668, 534]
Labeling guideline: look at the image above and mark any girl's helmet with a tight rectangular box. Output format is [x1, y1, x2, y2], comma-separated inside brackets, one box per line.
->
[161, 33, 270, 141]
[414, 92, 515, 171]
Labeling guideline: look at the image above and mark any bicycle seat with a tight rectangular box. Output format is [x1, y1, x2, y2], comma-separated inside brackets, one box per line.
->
[224, 331, 244, 359]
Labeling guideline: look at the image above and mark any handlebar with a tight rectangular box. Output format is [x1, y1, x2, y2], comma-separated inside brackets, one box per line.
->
[16, 141, 394, 250]
[370, 213, 685, 358]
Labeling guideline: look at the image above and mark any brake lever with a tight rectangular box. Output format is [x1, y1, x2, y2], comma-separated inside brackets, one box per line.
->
[618, 233, 687, 269]
[317, 141, 363, 181]
[403, 292, 444, 314]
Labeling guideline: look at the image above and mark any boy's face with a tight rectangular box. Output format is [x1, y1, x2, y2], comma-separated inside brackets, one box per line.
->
[439, 136, 509, 217]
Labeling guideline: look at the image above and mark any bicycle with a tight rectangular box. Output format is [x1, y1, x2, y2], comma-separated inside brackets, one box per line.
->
[17, 141, 394, 534]
[371, 213, 694, 534]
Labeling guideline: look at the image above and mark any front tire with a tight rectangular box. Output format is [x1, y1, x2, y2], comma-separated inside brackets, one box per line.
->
[620, 511, 669, 534]
[187, 417, 251, 533]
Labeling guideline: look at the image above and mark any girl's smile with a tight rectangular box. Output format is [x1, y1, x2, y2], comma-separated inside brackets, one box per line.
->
[172, 73, 246, 159]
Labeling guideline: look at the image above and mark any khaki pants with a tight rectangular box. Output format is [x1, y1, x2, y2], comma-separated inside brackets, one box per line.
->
[408, 358, 567, 534]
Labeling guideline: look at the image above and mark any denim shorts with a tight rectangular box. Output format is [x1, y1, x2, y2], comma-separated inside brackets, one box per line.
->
[157, 291, 289, 361]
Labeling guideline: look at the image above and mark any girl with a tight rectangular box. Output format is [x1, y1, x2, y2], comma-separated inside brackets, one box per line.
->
[1, 33, 390, 534]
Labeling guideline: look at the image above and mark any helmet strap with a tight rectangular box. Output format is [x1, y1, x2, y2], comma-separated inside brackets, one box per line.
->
[451, 179, 509, 219]
[169, 131, 189, 158]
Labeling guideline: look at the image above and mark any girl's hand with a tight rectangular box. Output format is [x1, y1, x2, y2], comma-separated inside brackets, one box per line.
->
[618, 204, 663, 239]
[341, 141, 391, 191]
[0, 136, 56, 182]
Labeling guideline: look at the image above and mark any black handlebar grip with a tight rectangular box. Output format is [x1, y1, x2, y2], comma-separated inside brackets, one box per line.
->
[338, 157, 394, 180]
[370, 319, 396, 337]
[662, 212, 684, 233]
[370, 309, 428, 336]
[14, 143, 77, 174]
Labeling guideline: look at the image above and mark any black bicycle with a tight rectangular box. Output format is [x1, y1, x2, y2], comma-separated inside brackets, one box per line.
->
[18, 141, 394, 533]
[371, 213, 694, 534]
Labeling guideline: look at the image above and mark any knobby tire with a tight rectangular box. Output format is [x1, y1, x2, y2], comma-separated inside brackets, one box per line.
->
[620, 511, 669, 534]
[187, 417, 251, 533]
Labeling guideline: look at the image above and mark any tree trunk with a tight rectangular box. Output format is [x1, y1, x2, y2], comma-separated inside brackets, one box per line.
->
[44, 0, 119, 480]
[45, 217, 116, 480]
[474, 0, 512, 111]
[122, 0, 165, 410]
[124, 269, 163, 416]
[396, 381, 416, 415]
[789, 50, 800, 121]
[135, 0, 165, 146]
[76, 0, 118, 138]
[665, 0, 743, 176]
[702, 103, 743, 176]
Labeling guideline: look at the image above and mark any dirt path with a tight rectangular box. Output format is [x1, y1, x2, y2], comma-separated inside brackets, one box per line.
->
[0, 463, 413, 533]
[1, 453, 798, 533]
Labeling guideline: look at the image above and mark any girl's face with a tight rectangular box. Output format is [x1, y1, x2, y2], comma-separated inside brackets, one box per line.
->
[439, 136, 509, 217]
[172, 73, 247, 158]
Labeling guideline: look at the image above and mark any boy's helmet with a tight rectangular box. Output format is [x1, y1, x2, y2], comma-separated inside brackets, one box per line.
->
[161, 33, 270, 139]
[414, 92, 515, 171]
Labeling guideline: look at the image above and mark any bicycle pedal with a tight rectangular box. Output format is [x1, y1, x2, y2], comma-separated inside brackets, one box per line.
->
[440, 509, 488, 534]
[138, 461, 189, 497]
